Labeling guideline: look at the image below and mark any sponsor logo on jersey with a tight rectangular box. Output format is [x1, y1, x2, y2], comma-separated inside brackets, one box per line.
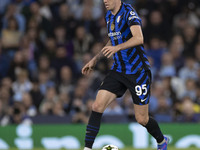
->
[108, 31, 122, 40]
[108, 31, 121, 37]
[129, 15, 139, 20]
[129, 11, 139, 20]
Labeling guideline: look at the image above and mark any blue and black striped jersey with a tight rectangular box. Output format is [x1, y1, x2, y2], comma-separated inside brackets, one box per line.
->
[105, 2, 151, 74]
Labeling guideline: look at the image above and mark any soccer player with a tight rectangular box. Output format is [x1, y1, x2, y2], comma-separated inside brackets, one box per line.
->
[82, 0, 169, 150]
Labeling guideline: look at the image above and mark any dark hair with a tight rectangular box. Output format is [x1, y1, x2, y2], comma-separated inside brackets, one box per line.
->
[7, 17, 19, 30]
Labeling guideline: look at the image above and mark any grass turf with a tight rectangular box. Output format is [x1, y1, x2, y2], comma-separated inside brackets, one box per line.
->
[8, 148, 199, 150]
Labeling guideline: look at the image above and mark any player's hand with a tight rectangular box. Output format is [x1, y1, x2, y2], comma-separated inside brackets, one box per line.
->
[101, 46, 120, 58]
[81, 59, 96, 75]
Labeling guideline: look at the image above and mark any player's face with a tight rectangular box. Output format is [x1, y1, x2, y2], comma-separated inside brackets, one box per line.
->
[103, 0, 117, 11]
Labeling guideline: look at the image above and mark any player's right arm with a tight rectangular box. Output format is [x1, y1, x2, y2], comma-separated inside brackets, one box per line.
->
[82, 40, 111, 75]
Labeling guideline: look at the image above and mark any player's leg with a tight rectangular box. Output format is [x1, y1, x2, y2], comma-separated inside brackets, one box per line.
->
[84, 71, 127, 150]
[92, 90, 117, 113]
[134, 104, 169, 150]
[84, 90, 117, 150]
[125, 71, 169, 149]
[134, 104, 164, 142]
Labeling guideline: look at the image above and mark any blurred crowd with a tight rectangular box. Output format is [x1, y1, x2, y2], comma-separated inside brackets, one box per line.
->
[0, 0, 200, 125]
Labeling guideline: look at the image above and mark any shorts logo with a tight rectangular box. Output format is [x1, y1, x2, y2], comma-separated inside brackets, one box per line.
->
[141, 98, 147, 102]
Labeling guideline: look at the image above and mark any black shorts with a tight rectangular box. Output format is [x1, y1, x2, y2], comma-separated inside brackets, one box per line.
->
[99, 70, 152, 105]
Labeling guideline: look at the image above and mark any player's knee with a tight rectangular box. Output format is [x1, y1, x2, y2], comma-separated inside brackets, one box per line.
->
[136, 116, 149, 126]
[92, 102, 104, 113]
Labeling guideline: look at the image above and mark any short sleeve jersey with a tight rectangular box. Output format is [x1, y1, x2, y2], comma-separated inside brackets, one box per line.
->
[105, 2, 150, 74]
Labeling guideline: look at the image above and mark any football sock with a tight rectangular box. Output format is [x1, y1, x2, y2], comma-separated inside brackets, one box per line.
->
[144, 117, 164, 143]
[158, 138, 166, 145]
[85, 111, 103, 148]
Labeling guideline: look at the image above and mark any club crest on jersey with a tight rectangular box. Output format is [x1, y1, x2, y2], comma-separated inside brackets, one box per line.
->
[111, 23, 115, 31]
[117, 16, 121, 23]
[130, 11, 136, 16]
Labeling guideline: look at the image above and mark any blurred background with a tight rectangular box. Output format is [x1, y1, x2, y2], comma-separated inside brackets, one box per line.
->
[0, 0, 200, 149]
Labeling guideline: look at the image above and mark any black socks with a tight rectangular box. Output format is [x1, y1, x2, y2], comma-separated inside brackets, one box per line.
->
[85, 112, 164, 147]
[144, 117, 164, 143]
[85, 111, 103, 148]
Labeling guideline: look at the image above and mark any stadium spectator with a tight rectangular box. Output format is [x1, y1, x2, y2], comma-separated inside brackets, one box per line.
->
[58, 92, 72, 114]
[145, 10, 171, 43]
[195, 43, 200, 63]
[178, 56, 199, 81]
[169, 35, 184, 72]
[0, 85, 11, 108]
[1, 17, 22, 50]
[73, 26, 93, 61]
[0, 0, 11, 15]
[122, 91, 135, 121]
[54, 26, 74, 57]
[147, 56, 157, 80]
[0, 0, 199, 124]
[195, 85, 200, 105]
[58, 66, 74, 94]
[39, 0, 53, 21]
[159, 52, 176, 78]
[26, 27, 44, 57]
[2, 4, 26, 33]
[38, 70, 55, 96]
[52, 101, 65, 116]
[177, 96, 199, 122]
[37, 55, 55, 80]
[54, 3, 77, 38]
[20, 35, 38, 78]
[51, 46, 77, 79]
[182, 79, 197, 101]
[161, 76, 177, 106]
[146, 36, 166, 69]
[22, 92, 37, 117]
[72, 98, 88, 123]
[85, 99, 93, 117]
[30, 80, 43, 111]
[104, 101, 124, 115]
[12, 69, 32, 102]
[0, 42, 10, 79]
[91, 42, 104, 57]
[73, 76, 94, 103]
[10, 101, 25, 124]
[149, 81, 162, 114]
[43, 37, 56, 61]
[28, 2, 53, 37]
[182, 24, 198, 57]
[154, 96, 173, 122]
[39, 87, 58, 115]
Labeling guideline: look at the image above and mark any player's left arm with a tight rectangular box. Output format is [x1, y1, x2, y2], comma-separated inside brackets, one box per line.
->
[102, 25, 143, 58]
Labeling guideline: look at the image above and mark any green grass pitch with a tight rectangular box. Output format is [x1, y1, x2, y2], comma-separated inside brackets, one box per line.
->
[8, 148, 200, 150]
